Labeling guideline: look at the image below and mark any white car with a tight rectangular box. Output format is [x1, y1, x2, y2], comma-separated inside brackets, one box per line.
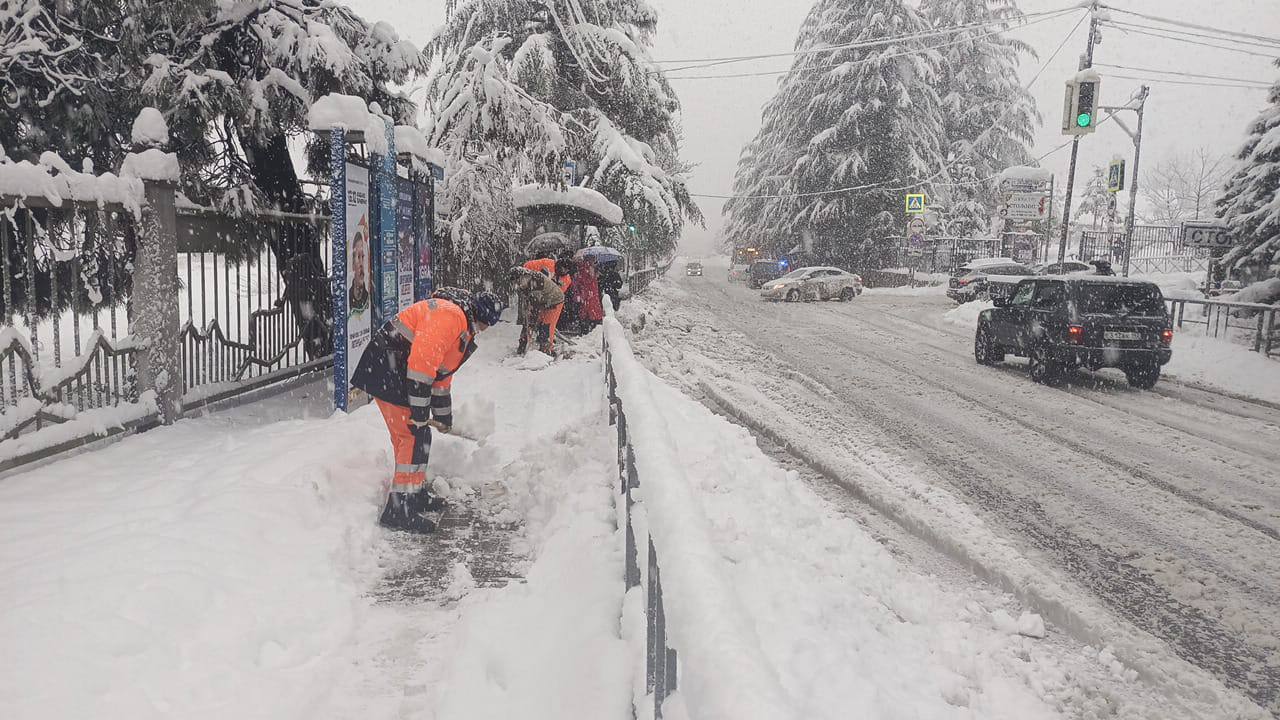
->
[761, 266, 864, 302]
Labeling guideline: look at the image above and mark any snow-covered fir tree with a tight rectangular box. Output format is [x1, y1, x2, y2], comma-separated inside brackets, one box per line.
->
[1219, 62, 1280, 280]
[920, 0, 1037, 238]
[724, 0, 949, 266]
[1077, 165, 1112, 228]
[425, 0, 700, 282]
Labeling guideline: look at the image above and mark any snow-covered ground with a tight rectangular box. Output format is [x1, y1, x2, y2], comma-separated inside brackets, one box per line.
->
[0, 324, 630, 720]
[621, 268, 1278, 717]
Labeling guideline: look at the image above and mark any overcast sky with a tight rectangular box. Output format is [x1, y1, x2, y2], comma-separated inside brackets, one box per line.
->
[346, 0, 1280, 257]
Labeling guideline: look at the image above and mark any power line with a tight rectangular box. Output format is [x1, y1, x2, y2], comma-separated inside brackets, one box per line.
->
[650, 6, 1077, 74]
[1102, 6, 1280, 48]
[689, 13, 1089, 201]
[1103, 73, 1271, 90]
[1102, 20, 1280, 52]
[667, 10, 1069, 82]
[1094, 63, 1274, 86]
[1101, 22, 1280, 60]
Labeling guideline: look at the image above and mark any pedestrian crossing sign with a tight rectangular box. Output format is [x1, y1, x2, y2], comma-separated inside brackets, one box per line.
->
[905, 194, 927, 215]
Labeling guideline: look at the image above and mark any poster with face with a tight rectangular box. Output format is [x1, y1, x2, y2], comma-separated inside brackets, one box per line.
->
[397, 178, 415, 311]
[345, 163, 372, 383]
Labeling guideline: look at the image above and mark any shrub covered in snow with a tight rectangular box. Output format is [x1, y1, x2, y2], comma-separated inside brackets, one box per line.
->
[1220, 61, 1280, 280]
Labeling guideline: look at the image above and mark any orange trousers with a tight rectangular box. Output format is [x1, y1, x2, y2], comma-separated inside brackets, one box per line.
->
[539, 303, 564, 353]
[376, 398, 431, 493]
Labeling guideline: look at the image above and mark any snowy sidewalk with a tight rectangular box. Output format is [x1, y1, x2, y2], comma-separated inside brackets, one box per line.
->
[0, 325, 630, 720]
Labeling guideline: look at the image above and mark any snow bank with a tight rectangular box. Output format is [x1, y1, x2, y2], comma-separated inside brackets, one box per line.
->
[864, 283, 948, 297]
[131, 107, 169, 148]
[943, 299, 993, 329]
[603, 315, 796, 720]
[513, 184, 625, 225]
[1164, 333, 1280, 405]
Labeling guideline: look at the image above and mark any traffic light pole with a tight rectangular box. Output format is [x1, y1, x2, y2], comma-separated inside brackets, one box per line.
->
[1119, 87, 1149, 277]
[1057, 5, 1101, 265]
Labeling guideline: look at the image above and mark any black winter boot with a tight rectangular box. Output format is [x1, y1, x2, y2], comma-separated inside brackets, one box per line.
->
[379, 492, 437, 534]
[406, 489, 447, 515]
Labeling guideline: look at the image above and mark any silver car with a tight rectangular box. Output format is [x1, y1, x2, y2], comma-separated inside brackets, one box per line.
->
[761, 266, 864, 302]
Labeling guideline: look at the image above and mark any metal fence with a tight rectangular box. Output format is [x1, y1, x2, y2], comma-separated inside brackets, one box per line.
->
[627, 255, 675, 296]
[1, 182, 334, 468]
[1080, 225, 1210, 273]
[176, 208, 333, 405]
[0, 202, 142, 446]
[604, 332, 678, 719]
[1166, 297, 1279, 358]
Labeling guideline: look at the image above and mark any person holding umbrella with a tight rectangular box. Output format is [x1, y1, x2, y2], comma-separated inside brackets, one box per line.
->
[570, 253, 605, 332]
[578, 246, 624, 312]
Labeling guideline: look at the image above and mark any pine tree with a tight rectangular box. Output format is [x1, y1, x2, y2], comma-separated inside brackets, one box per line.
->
[920, 0, 1037, 238]
[1219, 63, 1280, 280]
[1077, 166, 1112, 228]
[425, 0, 700, 281]
[723, 0, 949, 267]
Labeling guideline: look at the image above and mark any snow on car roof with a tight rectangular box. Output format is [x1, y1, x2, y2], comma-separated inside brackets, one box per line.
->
[1038, 274, 1161, 285]
[962, 257, 1017, 269]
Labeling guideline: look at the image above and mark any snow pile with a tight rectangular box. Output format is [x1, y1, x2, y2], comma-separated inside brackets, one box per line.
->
[308, 93, 390, 155]
[131, 107, 169, 148]
[943, 299, 993, 329]
[122, 148, 180, 182]
[864, 283, 948, 297]
[1163, 334, 1280, 405]
[513, 184, 624, 225]
[1135, 271, 1204, 300]
[393, 124, 448, 168]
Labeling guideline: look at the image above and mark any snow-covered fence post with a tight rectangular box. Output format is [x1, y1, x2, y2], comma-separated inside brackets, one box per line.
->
[125, 109, 182, 424]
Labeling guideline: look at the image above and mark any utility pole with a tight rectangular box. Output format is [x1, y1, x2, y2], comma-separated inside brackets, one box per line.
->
[1058, 3, 1102, 264]
[1113, 86, 1150, 277]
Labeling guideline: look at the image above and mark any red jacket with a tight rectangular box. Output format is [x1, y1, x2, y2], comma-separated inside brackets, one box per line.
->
[571, 263, 604, 321]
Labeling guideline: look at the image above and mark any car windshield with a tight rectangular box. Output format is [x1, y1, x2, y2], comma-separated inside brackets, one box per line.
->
[777, 269, 811, 280]
[1079, 283, 1166, 316]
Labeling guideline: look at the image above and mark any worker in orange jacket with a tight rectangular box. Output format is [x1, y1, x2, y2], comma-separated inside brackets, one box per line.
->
[519, 256, 575, 354]
[350, 288, 503, 533]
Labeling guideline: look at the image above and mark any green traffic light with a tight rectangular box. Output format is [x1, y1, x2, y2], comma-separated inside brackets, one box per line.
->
[1076, 112, 1093, 128]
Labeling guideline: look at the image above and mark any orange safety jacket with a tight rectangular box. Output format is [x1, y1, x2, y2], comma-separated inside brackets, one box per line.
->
[350, 298, 476, 426]
[525, 258, 572, 294]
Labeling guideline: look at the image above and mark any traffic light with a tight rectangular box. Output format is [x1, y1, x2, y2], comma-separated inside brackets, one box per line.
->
[628, 224, 638, 235]
[1062, 74, 1102, 136]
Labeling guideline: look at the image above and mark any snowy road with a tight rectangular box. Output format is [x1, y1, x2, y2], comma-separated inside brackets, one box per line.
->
[625, 269, 1280, 714]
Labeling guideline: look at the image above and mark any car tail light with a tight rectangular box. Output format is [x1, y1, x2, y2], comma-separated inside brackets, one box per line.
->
[957, 278, 970, 287]
[1161, 328, 1173, 345]
[1068, 325, 1085, 345]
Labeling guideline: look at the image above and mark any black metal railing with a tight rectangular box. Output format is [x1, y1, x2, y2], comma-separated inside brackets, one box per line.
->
[1166, 297, 1279, 358]
[604, 333, 678, 719]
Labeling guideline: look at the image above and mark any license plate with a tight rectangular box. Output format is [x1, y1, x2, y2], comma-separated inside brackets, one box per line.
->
[1104, 331, 1141, 341]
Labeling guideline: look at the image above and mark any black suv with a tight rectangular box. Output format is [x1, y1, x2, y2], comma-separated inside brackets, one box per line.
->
[974, 277, 1174, 388]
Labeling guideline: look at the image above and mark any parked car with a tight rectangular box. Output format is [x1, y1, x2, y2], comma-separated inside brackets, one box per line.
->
[947, 260, 1035, 304]
[760, 266, 864, 302]
[685, 261, 703, 277]
[747, 259, 787, 289]
[1036, 260, 1093, 276]
[974, 277, 1174, 388]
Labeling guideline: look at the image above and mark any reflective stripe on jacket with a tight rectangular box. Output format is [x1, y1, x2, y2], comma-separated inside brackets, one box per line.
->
[349, 298, 476, 424]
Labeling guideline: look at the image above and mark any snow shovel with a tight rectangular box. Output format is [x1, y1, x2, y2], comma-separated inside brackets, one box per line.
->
[427, 419, 484, 444]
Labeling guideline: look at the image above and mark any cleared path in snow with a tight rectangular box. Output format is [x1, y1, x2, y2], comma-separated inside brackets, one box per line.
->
[632, 271, 1280, 714]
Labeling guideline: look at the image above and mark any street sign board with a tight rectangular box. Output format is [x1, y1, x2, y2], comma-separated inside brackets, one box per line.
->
[1107, 158, 1126, 192]
[905, 194, 926, 215]
[999, 178, 1046, 192]
[906, 216, 926, 256]
[1181, 221, 1235, 248]
[999, 191, 1049, 221]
